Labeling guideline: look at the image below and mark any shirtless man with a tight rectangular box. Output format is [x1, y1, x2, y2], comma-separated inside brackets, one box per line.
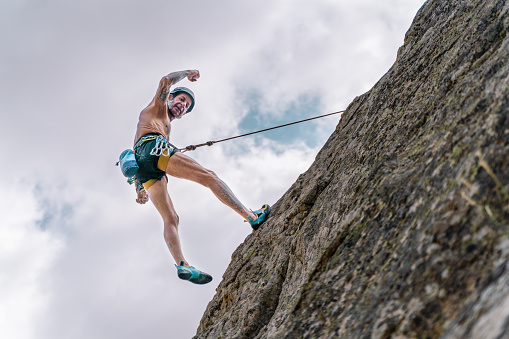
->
[133, 69, 270, 284]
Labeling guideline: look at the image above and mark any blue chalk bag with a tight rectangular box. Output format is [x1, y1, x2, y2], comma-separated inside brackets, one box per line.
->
[119, 149, 139, 178]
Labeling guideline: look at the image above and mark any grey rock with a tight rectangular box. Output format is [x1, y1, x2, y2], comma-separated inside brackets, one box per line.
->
[195, 0, 509, 338]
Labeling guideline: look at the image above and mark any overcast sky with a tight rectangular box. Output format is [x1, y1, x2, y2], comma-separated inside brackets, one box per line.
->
[0, 0, 426, 338]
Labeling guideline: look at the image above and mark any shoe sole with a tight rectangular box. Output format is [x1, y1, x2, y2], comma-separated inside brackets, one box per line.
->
[189, 273, 213, 285]
[178, 268, 213, 285]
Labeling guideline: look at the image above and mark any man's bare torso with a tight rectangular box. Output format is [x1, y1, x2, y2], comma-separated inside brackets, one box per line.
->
[134, 70, 198, 146]
[134, 103, 171, 145]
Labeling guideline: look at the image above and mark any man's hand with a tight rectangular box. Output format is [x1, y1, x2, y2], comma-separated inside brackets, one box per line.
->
[187, 70, 200, 82]
[136, 189, 149, 204]
[154, 69, 200, 104]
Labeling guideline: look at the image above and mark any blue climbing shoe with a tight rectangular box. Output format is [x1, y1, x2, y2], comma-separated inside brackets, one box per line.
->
[248, 204, 271, 230]
[175, 261, 213, 285]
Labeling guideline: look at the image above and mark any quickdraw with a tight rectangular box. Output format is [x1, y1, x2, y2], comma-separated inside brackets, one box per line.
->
[150, 135, 176, 156]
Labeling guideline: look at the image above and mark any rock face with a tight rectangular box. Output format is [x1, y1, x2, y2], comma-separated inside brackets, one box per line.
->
[195, 0, 509, 338]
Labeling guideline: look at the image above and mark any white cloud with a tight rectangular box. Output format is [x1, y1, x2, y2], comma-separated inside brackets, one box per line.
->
[0, 184, 64, 339]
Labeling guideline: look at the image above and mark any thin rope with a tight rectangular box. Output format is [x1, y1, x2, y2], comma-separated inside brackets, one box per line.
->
[181, 110, 344, 152]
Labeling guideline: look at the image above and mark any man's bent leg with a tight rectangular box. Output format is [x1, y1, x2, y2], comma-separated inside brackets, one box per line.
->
[165, 152, 256, 221]
[146, 179, 187, 265]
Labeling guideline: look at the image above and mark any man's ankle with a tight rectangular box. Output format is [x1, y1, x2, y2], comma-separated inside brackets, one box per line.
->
[247, 211, 257, 221]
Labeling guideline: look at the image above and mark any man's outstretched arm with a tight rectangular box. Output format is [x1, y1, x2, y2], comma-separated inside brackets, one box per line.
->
[153, 70, 200, 104]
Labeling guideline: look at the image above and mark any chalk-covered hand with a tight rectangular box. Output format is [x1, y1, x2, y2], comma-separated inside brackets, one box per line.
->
[136, 189, 149, 204]
[187, 70, 200, 82]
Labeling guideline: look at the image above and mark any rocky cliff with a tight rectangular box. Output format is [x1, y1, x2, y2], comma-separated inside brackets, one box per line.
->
[195, 0, 509, 338]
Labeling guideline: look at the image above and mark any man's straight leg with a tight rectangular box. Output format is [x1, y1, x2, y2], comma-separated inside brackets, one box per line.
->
[147, 178, 213, 284]
[146, 178, 187, 265]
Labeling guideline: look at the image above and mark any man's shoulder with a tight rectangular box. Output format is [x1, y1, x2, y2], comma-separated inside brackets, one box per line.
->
[140, 100, 167, 117]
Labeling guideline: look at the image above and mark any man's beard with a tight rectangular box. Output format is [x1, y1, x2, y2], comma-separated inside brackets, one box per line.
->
[167, 99, 182, 119]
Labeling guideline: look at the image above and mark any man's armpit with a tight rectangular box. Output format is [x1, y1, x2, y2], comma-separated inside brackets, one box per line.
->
[158, 85, 169, 102]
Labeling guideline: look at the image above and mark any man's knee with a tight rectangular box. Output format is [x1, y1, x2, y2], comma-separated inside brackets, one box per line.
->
[199, 169, 220, 188]
[163, 211, 179, 228]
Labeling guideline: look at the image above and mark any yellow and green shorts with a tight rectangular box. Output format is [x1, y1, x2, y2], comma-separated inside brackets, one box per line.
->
[134, 133, 179, 190]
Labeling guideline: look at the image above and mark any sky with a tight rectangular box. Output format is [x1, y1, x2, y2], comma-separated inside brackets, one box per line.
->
[0, 0, 426, 338]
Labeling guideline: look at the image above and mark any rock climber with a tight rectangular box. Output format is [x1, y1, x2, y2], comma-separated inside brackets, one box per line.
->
[132, 69, 270, 285]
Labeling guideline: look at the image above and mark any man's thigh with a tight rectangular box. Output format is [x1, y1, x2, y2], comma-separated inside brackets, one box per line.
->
[164, 152, 212, 184]
[147, 178, 177, 219]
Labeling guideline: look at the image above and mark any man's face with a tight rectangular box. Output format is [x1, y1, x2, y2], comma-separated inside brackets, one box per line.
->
[168, 93, 193, 119]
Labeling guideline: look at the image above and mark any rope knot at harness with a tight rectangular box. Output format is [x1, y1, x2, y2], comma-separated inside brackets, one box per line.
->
[182, 141, 215, 152]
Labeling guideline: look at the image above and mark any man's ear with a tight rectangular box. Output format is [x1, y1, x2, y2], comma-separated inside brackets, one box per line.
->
[168, 94, 174, 101]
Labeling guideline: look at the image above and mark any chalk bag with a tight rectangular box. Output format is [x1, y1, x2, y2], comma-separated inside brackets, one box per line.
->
[119, 149, 139, 178]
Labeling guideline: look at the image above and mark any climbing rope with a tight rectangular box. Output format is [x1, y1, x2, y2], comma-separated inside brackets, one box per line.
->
[181, 110, 345, 152]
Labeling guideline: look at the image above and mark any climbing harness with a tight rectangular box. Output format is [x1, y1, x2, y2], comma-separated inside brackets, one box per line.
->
[181, 110, 344, 152]
[131, 134, 179, 156]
